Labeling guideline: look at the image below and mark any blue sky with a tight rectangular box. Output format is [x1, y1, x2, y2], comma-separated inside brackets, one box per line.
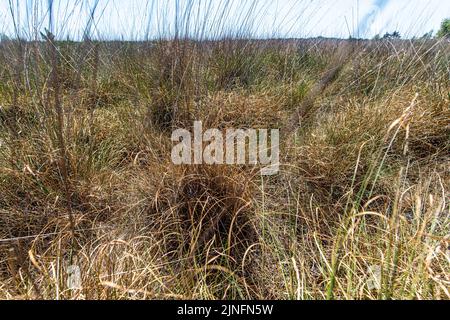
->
[1, 0, 449, 40]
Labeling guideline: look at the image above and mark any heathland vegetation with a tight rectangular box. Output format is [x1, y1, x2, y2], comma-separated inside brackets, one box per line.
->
[0, 1, 448, 299]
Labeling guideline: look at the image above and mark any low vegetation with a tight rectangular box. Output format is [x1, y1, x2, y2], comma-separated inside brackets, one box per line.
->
[0, 2, 448, 300]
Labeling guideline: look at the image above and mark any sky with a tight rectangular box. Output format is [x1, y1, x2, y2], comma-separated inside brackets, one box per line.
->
[0, 0, 449, 40]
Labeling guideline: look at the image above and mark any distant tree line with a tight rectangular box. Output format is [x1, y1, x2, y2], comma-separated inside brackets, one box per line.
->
[372, 18, 450, 40]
